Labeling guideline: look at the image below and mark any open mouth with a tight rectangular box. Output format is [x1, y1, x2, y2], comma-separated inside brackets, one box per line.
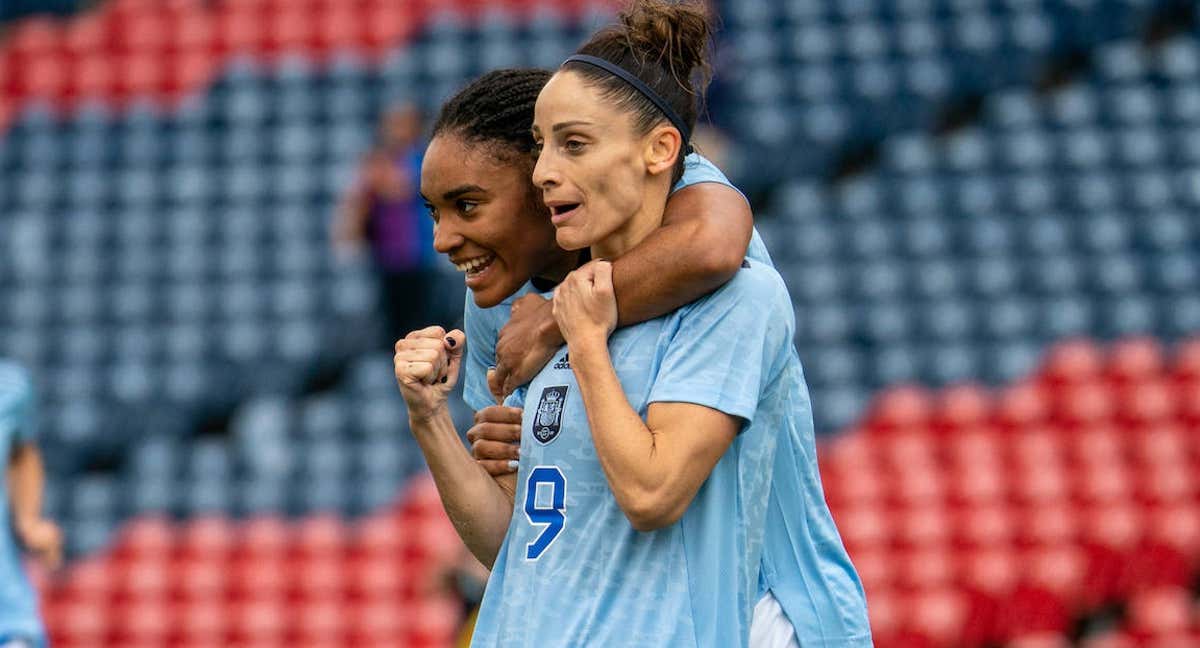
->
[455, 253, 496, 281]
[550, 203, 581, 223]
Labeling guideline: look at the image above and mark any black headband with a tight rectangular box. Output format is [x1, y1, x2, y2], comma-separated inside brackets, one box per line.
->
[563, 54, 694, 155]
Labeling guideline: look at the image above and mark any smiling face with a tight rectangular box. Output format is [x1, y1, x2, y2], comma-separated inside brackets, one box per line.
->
[421, 133, 565, 308]
[531, 71, 676, 258]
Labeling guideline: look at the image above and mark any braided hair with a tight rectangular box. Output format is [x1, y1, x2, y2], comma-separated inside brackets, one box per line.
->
[432, 68, 552, 162]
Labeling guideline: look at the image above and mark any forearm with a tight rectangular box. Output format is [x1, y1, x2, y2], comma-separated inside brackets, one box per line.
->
[568, 339, 668, 523]
[609, 221, 726, 326]
[409, 407, 514, 567]
[609, 184, 752, 326]
[7, 445, 44, 528]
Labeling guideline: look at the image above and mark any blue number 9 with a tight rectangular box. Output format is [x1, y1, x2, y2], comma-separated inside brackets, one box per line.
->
[524, 466, 566, 560]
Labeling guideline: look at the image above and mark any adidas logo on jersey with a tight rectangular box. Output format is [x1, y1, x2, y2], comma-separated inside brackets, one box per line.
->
[553, 353, 571, 370]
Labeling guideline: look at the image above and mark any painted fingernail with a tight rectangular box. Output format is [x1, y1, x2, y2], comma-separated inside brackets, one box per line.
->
[507, 460, 520, 470]
[441, 376, 448, 383]
[446, 337, 456, 347]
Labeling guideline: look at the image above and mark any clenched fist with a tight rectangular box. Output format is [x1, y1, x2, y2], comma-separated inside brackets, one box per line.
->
[394, 326, 466, 420]
[18, 517, 62, 570]
[552, 260, 617, 349]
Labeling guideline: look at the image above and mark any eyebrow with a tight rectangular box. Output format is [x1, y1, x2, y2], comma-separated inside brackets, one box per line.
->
[552, 120, 594, 133]
[437, 185, 486, 200]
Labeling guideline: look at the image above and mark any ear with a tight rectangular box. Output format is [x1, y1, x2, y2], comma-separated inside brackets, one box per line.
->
[643, 124, 683, 177]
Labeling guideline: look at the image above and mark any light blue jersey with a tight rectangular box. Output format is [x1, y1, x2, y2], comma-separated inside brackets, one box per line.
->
[460, 155, 872, 646]
[0, 362, 44, 643]
[473, 260, 792, 647]
[463, 153, 773, 412]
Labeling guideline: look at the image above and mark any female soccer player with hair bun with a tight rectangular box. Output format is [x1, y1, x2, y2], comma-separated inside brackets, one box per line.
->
[397, 1, 871, 646]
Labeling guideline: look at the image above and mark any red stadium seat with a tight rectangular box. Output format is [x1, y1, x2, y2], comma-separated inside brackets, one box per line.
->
[896, 547, 957, 591]
[1054, 381, 1116, 429]
[1040, 340, 1105, 388]
[290, 555, 347, 602]
[994, 381, 1052, 431]
[863, 386, 934, 435]
[832, 504, 891, 554]
[994, 584, 1072, 640]
[316, 3, 366, 51]
[1081, 632, 1138, 648]
[897, 506, 952, 549]
[175, 599, 230, 646]
[292, 599, 349, 645]
[230, 598, 287, 644]
[294, 514, 348, 558]
[1011, 462, 1070, 507]
[216, 4, 269, 56]
[1147, 503, 1200, 561]
[931, 384, 992, 435]
[1022, 545, 1088, 605]
[894, 467, 947, 508]
[236, 517, 292, 560]
[180, 516, 237, 562]
[906, 588, 969, 648]
[1106, 337, 1166, 385]
[1133, 424, 1189, 469]
[949, 464, 1008, 509]
[1126, 586, 1194, 637]
[1007, 632, 1073, 648]
[1116, 379, 1177, 428]
[1137, 462, 1196, 506]
[1074, 462, 1134, 507]
[1081, 505, 1145, 606]
[229, 556, 288, 601]
[175, 558, 230, 603]
[953, 506, 1016, 549]
[848, 546, 894, 592]
[1016, 505, 1080, 550]
[1169, 338, 1200, 383]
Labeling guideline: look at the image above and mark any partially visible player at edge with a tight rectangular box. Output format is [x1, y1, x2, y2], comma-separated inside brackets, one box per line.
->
[0, 361, 63, 648]
[395, 1, 870, 646]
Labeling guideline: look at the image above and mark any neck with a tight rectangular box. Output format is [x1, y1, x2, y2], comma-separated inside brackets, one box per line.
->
[591, 181, 671, 260]
[534, 249, 585, 285]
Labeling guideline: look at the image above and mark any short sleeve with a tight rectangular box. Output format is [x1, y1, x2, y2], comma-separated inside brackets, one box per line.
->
[647, 266, 793, 425]
[0, 362, 37, 446]
[463, 293, 501, 411]
[674, 153, 735, 192]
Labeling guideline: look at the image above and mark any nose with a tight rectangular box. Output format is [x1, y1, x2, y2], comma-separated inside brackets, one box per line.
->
[532, 147, 560, 192]
[432, 216, 464, 255]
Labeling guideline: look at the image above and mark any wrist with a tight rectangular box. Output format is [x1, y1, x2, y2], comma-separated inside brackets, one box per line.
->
[407, 401, 450, 427]
[15, 516, 40, 535]
[538, 308, 565, 348]
[566, 333, 609, 358]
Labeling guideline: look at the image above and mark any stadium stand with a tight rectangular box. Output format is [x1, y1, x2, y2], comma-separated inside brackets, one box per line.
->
[0, 0, 1196, 646]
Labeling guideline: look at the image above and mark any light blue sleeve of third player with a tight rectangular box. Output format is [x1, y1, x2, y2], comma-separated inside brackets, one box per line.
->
[675, 153, 774, 268]
[647, 263, 793, 423]
[0, 362, 36, 446]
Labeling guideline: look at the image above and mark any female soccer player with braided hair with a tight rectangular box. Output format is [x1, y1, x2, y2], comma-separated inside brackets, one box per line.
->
[397, 66, 754, 561]
[396, 2, 871, 646]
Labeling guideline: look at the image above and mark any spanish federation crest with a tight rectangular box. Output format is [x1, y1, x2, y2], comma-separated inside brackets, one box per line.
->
[534, 386, 568, 444]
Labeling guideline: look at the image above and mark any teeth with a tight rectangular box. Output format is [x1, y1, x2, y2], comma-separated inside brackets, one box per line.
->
[455, 255, 494, 273]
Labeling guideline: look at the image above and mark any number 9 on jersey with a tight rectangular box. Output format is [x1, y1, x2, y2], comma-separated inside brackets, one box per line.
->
[524, 466, 566, 560]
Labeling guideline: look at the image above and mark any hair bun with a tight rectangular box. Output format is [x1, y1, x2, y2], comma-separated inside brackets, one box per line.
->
[618, 0, 712, 94]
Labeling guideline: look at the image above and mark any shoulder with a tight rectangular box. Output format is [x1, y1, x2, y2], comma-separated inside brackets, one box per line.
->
[0, 360, 34, 417]
[669, 260, 792, 334]
[0, 361, 32, 394]
[707, 261, 789, 309]
[675, 153, 734, 191]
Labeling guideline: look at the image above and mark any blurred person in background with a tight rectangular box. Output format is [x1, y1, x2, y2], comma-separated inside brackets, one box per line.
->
[0, 361, 62, 648]
[333, 102, 434, 348]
